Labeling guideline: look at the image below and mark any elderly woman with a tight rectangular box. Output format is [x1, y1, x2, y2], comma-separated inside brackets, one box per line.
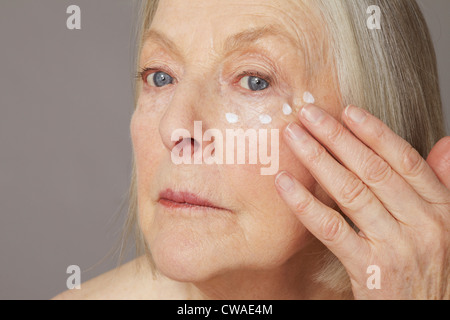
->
[55, 0, 449, 300]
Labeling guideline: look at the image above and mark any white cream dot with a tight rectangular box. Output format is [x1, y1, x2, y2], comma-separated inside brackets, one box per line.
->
[259, 114, 272, 124]
[226, 113, 239, 124]
[282, 103, 293, 115]
[303, 91, 315, 104]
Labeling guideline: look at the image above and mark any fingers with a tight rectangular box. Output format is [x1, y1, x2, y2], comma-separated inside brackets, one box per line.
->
[343, 105, 450, 205]
[283, 121, 397, 240]
[275, 171, 367, 268]
[297, 104, 427, 223]
[426, 137, 450, 191]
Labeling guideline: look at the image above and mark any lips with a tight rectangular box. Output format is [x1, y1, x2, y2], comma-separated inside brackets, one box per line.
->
[158, 188, 227, 211]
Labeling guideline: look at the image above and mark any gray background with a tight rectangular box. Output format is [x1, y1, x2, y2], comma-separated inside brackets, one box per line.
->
[0, 0, 449, 300]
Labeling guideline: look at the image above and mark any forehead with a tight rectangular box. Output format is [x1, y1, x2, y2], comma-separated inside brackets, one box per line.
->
[149, 0, 315, 53]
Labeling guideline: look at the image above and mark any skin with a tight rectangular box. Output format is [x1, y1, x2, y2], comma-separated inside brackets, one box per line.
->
[54, 0, 450, 300]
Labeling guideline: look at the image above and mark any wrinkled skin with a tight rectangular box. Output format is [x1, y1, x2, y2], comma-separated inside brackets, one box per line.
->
[131, 0, 450, 299]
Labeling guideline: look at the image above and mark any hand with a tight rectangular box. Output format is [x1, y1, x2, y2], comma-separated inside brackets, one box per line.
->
[275, 104, 450, 300]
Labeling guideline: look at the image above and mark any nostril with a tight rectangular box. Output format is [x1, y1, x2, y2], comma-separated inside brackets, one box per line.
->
[191, 138, 200, 154]
[174, 138, 200, 157]
[210, 136, 216, 157]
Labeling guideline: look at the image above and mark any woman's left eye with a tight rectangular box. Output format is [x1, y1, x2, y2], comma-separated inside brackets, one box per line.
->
[147, 71, 174, 87]
[240, 76, 269, 91]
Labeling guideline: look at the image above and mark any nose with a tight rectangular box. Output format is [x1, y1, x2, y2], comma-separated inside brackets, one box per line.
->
[158, 77, 215, 157]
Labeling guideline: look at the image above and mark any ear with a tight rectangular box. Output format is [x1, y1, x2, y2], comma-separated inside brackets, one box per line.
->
[426, 136, 450, 190]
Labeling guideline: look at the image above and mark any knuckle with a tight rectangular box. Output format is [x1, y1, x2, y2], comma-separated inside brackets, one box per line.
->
[327, 123, 346, 145]
[339, 174, 368, 206]
[319, 214, 345, 242]
[401, 144, 424, 177]
[372, 119, 387, 141]
[293, 195, 315, 215]
[364, 153, 393, 184]
[306, 144, 326, 164]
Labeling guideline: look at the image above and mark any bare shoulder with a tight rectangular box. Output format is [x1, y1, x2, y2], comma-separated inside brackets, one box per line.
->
[52, 256, 182, 300]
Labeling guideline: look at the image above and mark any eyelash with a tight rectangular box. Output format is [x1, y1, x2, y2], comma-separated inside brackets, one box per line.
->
[136, 67, 163, 83]
[136, 68, 273, 88]
[237, 70, 271, 82]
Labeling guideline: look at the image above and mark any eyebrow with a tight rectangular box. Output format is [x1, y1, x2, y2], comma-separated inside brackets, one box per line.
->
[142, 29, 184, 61]
[142, 24, 302, 59]
[222, 25, 303, 55]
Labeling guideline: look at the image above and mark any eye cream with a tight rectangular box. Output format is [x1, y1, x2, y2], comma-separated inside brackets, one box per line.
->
[282, 103, 293, 115]
[259, 114, 272, 124]
[226, 113, 239, 124]
[303, 91, 315, 104]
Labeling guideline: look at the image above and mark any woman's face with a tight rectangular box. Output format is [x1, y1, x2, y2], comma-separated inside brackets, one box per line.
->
[131, 0, 341, 282]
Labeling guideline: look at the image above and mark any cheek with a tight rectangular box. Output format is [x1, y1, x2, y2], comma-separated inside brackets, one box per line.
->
[209, 163, 311, 267]
[130, 108, 165, 184]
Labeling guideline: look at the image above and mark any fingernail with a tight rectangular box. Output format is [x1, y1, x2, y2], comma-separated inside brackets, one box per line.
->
[345, 105, 367, 123]
[286, 123, 307, 141]
[301, 105, 325, 124]
[276, 172, 295, 192]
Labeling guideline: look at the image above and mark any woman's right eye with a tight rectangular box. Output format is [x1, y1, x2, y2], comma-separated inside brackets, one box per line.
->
[145, 71, 174, 87]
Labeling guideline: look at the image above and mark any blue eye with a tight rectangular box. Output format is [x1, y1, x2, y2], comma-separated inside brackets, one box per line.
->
[240, 76, 269, 91]
[146, 71, 173, 87]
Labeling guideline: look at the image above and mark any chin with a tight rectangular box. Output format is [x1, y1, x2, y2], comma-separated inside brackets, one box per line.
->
[149, 232, 237, 283]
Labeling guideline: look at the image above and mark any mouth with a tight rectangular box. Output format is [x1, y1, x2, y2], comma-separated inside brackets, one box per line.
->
[158, 188, 229, 211]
